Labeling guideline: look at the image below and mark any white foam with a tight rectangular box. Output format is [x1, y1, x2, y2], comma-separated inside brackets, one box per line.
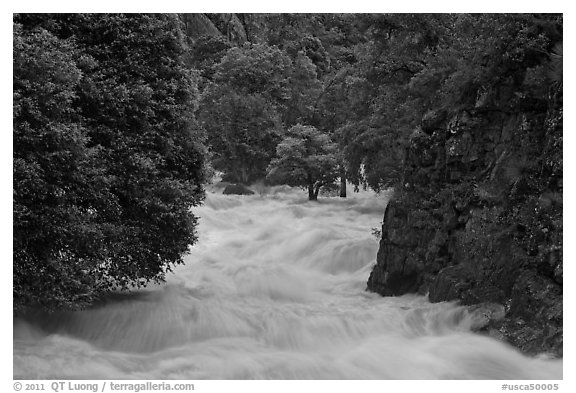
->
[13, 186, 562, 379]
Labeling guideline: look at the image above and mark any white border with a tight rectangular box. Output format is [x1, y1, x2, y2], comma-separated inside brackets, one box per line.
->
[3, 4, 571, 392]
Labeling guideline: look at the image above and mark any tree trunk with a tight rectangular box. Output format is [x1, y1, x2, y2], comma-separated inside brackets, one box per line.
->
[339, 176, 347, 198]
[308, 183, 317, 200]
[240, 166, 249, 184]
[314, 184, 321, 200]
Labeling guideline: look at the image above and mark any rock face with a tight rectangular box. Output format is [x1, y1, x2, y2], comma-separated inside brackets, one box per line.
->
[180, 14, 248, 44]
[367, 87, 563, 356]
[222, 184, 255, 195]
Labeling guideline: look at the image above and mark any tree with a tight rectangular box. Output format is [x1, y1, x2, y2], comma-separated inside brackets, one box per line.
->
[198, 43, 291, 183]
[199, 88, 281, 183]
[266, 124, 339, 200]
[13, 14, 208, 311]
[283, 51, 322, 126]
[261, 14, 368, 196]
[186, 34, 231, 89]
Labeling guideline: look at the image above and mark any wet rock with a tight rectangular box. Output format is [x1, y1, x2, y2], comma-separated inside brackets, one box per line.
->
[222, 184, 255, 195]
[508, 271, 562, 326]
[421, 109, 447, 134]
[467, 302, 506, 331]
[367, 199, 431, 296]
[473, 238, 562, 355]
[367, 92, 563, 356]
[429, 265, 475, 303]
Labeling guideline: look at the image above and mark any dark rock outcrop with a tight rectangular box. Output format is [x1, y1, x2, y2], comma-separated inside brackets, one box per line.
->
[180, 14, 248, 44]
[367, 85, 563, 356]
[222, 183, 255, 195]
[180, 14, 222, 39]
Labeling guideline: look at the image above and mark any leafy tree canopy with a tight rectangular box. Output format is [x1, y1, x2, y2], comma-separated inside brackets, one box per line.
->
[198, 43, 293, 183]
[266, 124, 339, 200]
[13, 14, 208, 311]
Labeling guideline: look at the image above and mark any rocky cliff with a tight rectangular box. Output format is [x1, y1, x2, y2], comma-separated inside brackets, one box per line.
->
[367, 80, 563, 356]
[180, 14, 248, 43]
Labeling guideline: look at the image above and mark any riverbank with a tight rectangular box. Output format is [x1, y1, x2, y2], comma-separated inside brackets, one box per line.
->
[14, 189, 562, 379]
[367, 95, 563, 357]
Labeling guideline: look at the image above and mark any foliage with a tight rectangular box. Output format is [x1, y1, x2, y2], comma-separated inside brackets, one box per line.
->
[13, 14, 208, 311]
[185, 13, 561, 192]
[266, 124, 339, 200]
[193, 15, 362, 187]
[327, 14, 562, 190]
[199, 87, 281, 183]
[186, 35, 231, 87]
[284, 51, 322, 126]
[212, 44, 292, 102]
[197, 44, 292, 183]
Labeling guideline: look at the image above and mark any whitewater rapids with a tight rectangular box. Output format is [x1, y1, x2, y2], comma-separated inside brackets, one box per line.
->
[13, 186, 562, 379]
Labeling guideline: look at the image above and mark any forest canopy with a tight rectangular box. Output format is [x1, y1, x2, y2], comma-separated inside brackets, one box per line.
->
[191, 13, 561, 191]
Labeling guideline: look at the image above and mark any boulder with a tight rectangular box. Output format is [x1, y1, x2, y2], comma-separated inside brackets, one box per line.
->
[467, 302, 506, 331]
[367, 199, 431, 296]
[222, 183, 255, 195]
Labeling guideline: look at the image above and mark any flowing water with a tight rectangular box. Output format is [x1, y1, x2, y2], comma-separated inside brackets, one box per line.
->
[13, 186, 562, 379]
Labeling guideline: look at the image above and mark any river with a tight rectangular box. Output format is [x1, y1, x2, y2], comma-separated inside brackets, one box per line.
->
[13, 186, 562, 379]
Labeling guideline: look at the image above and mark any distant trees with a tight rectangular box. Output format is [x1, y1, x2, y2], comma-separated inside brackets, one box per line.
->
[266, 124, 339, 200]
[283, 51, 322, 126]
[191, 15, 368, 195]
[186, 14, 560, 194]
[13, 14, 208, 311]
[186, 35, 231, 87]
[198, 44, 291, 183]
